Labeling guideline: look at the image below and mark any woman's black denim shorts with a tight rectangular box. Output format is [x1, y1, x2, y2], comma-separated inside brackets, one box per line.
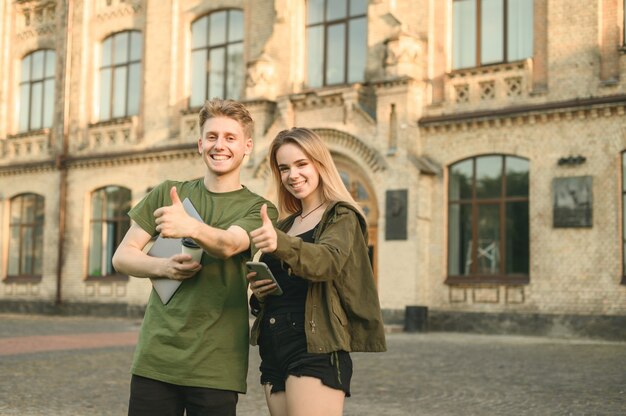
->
[258, 311, 352, 396]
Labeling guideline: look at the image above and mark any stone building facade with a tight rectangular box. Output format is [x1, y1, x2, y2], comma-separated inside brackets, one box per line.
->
[1, 0, 625, 339]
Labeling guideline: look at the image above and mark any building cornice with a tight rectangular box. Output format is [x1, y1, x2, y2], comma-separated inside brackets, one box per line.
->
[0, 160, 57, 176]
[64, 143, 197, 169]
[418, 94, 626, 132]
[0, 143, 197, 176]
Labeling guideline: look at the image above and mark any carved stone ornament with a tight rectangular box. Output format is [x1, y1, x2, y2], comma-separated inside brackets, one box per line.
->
[384, 32, 421, 79]
[95, 0, 143, 21]
[14, 0, 57, 41]
[246, 53, 277, 100]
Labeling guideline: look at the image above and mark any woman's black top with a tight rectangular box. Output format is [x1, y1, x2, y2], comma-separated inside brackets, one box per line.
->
[261, 226, 317, 315]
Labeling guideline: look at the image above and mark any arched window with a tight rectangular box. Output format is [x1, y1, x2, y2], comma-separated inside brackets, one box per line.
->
[8, 194, 45, 278]
[336, 160, 378, 283]
[452, 0, 533, 70]
[19, 50, 55, 132]
[448, 155, 529, 283]
[190, 9, 244, 106]
[99, 31, 143, 120]
[88, 186, 131, 278]
[306, 0, 367, 88]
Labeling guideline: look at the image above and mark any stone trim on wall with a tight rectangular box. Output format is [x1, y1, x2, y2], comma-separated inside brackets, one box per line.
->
[419, 94, 626, 133]
[252, 128, 387, 180]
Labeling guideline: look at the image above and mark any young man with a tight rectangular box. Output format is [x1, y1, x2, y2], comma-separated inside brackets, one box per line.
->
[112, 99, 278, 416]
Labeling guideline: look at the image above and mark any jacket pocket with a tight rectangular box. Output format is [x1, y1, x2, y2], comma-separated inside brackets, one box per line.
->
[330, 290, 348, 326]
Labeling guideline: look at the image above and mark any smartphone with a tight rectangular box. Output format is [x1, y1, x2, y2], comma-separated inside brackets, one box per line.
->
[246, 261, 283, 296]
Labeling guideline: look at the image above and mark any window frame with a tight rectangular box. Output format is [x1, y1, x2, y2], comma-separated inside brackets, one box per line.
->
[622, 0, 626, 47]
[305, 0, 368, 88]
[452, 0, 533, 71]
[6, 193, 45, 282]
[87, 186, 131, 281]
[446, 154, 530, 285]
[18, 49, 56, 133]
[621, 152, 626, 285]
[189, 9, 244, 107]
[98, 30, 143, 121]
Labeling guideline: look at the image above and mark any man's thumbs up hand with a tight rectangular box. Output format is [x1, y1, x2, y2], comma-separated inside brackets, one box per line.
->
[170, 185, 182, 206]
[250, 204, 277, 253]
[154, 186, 199, 239]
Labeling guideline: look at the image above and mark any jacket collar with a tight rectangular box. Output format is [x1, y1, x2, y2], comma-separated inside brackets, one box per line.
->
[279, 200, 367, 236]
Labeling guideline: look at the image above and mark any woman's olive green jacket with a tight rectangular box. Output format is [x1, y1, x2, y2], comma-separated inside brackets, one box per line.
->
[250, 201, 387, 353]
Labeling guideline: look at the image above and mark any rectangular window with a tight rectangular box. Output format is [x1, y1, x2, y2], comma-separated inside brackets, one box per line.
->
[508, 0, 534, 60]
[326, 23, 346, 85]
[8, 194, 44, 278]
[99, 31, 142, 120]
[127, 63, 141, 116]
[8, 226, 20, 276]
[307, 0, 325, 24]
[481, 0, 504, 65]
[210, 11, 227, 46]
[209, 47, 225, 100]
[348, 17, 367, 83]
[190, 10, 244, 104]
[506, 201, 529, 274]
[453, 0, 533, 70]
[227, 43, 244, 99]
[19, 83, 31, 132]
[448, 203, 472, 275]
[306, 0, 367, 87]
[476, 203, 500, 275]
[113, 32, 128, 64]
[112, 66, 128, 118]
[327, 0, 347, 20]
[190, 49, 208, 107]
[29, 82, 43, 130]
[453, 0, 477, 69]
[99, 68, 112, 120]
[306, 25, 324, 88]
[88, 187, 131, 278]
[43, 79, 55, 127]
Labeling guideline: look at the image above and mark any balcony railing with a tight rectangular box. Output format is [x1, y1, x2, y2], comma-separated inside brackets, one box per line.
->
[445, 59, 533, 109]
[1, 130, 50, 162]
[76, 117, 139, 154]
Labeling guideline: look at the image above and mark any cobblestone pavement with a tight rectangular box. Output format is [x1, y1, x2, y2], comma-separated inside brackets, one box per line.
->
[0, 314, 625, 416]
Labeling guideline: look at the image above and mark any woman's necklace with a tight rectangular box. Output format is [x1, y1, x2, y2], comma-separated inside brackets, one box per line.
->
[299, 201, 326, 220]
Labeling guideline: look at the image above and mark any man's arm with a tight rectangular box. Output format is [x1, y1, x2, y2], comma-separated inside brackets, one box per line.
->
[112, 222, 201, 281]
[192, 224, 251, 259]
[154, 186, 251, 259]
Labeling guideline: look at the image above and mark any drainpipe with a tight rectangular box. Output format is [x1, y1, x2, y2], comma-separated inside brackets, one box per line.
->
[55, 0, 72, 306]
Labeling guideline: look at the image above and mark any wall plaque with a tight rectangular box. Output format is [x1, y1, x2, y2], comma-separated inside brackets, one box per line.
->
[385, 189, 408, 240]
[553, 176, 593, 228]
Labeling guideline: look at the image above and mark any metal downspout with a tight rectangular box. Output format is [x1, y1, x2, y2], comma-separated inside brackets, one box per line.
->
[55, 0, 72, 306]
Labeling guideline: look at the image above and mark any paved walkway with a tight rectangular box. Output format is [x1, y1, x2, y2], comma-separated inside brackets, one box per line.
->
[0, 314, 624, 415]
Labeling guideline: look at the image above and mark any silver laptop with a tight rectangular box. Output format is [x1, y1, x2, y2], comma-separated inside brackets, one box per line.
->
[146, 198, 204, 304]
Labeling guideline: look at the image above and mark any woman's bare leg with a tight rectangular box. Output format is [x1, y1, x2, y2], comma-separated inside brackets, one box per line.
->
[264, 384, 288, 416]
[285, 376, 345, 416]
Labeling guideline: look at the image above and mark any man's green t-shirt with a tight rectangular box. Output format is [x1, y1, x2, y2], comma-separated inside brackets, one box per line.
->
[128, 179, 277, 393]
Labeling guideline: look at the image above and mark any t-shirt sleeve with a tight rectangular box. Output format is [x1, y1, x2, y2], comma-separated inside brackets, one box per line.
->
[231, 198, 279, 234]
[128, 181, 172, 235]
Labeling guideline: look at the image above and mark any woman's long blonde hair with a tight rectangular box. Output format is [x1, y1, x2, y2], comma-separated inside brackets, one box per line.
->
[269, 128, 364, 219]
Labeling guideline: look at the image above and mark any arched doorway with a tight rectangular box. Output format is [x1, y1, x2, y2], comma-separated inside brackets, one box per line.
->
[334, 158, 379, 285]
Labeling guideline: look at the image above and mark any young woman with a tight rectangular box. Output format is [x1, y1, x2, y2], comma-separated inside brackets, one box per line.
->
[248, 128, 386, 416]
